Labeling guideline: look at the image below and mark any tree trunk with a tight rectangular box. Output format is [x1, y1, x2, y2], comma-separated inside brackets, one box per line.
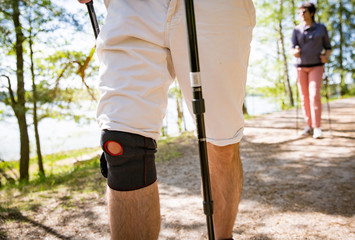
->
[291, 0, 297, 26]
[29, 20, 45, 177]
[278, 0, 294, 107]
[338, 1, 347, 96]
[276, 39, 286, 110]
[12, 0, 30, 181]
[175, 91, 186, 133]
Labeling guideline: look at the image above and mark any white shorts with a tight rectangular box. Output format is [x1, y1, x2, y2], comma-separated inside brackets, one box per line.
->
[96, 0, 255, 146]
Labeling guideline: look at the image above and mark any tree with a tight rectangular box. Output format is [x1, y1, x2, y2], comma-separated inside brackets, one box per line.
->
[277, 0, 294, 107]
[249, 0, 296, 108]
[0, 0, 89, 181]
[28, 16, 45, 176]
[170, 81, 186, 133]
[0, 0, 30, 181]
[327, 0, 354, 95]
[24, 47, 98, 177]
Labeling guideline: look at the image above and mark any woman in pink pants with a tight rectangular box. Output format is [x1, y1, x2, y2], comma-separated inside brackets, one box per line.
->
[291, 2, 331, 139]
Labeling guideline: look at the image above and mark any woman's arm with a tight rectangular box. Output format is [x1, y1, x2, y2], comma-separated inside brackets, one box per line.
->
[291, 46, 301, 58]
[320, 49, 331, 63]
[291, 29, 301, 58]
[321, 25, 332, 63]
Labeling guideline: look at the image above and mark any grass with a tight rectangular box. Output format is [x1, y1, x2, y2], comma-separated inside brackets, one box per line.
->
[0, 146, 102, 186]
[0, 132, 196, 238]
[0, 147, 102, 226]
[0, 132, 195, 211]
[0, 148, 106, 232]
[1, 132, 195, 187]
[156, 132, 194, 162]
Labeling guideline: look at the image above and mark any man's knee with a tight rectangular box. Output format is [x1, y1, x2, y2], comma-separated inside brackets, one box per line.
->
[105, 141, 123, 155]
[100, 130, 157, 191]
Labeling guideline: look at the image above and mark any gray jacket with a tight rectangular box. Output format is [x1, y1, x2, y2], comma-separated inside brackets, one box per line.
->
[291, 22, 331, 67]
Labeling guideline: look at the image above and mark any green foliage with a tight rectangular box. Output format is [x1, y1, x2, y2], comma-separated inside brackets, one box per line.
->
[0, 0, 81, 51]
[0, 133, 195, 190]
[167, 80, 186, 133]
[0, 146, 101, 188]
[344, 84, 355, 96]
[0, 0, 98, 181]
[316, 0, 354, 95]
[156, 133, 194, 162]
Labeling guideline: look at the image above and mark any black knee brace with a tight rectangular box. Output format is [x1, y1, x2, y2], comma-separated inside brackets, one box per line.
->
[100, 130, 157, 191]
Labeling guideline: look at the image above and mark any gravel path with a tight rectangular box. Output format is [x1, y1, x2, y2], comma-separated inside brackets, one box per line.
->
[158, 97, 355, 240]
[1, 97, 354, 240]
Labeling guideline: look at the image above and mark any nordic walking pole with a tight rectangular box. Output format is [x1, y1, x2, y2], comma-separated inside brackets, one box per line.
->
[295, 45, 300, 134]
[321, 50, 332, 136]
[86, 0, 100, 39]
[184, 0, 215, 239]
[296, 84, 299, 134]
[323, 70, 332, 135]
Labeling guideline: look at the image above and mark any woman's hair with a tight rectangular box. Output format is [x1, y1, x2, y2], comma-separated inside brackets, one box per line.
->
[299, 2, 317, 22]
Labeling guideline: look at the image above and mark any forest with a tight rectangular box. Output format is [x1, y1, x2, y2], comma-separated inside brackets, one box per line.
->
[0, 0, 354, 183]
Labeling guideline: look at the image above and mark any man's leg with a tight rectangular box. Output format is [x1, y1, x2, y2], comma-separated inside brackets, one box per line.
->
[103, 135, 161, 240]
[96, 1, 174, 239]
[107, 182, 161, 240]
[207, 142, 243, 240]
[168, 2, 254, 238]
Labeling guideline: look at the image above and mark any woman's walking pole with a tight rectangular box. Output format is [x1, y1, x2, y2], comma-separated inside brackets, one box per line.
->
[86, 0, 100, 39]
[323, 71, 332, 135]
[296, 85, 299, 134]
[184, 1, 215, 239]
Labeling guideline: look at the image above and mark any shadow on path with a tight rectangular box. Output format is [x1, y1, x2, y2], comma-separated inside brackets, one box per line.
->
[0, 206, 72, 240]
[241, 137, 354, 217]
[157, 97, 355, 219]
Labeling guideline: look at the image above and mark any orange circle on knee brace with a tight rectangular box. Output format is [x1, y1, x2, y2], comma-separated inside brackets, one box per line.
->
[105, 141, 123, 156]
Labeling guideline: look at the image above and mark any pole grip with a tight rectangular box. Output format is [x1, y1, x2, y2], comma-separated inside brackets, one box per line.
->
[86, 1, 100, 39]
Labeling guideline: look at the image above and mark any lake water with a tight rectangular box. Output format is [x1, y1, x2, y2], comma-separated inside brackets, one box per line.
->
[0, 96, 279, 161]
[244, 95, 281, 116]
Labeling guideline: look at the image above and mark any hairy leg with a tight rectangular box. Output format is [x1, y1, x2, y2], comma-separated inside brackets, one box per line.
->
[107, 181, 161, 240]
[207, 142, 243, 240]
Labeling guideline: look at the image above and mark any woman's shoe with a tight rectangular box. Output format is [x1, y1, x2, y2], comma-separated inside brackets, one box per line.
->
[313, 128, 323, 139]
[300, 126, 313, 136]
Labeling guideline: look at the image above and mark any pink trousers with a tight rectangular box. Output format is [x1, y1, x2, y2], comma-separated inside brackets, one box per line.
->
[297, 66, 324, 128]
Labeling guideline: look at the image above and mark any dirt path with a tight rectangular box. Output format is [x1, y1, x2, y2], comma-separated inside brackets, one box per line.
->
[1, 97, 354, 240]
[158, 97, 355, 240]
